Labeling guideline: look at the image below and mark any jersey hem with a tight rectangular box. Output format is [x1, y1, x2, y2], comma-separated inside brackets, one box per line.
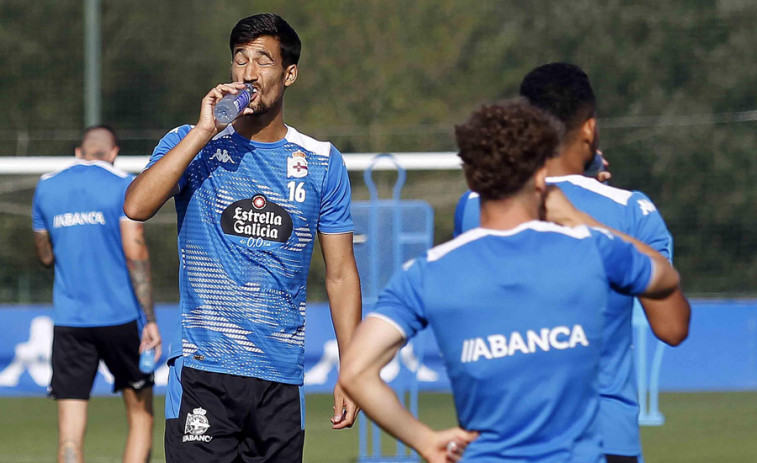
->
[367, 313, 408, 339]
[182, 358, 304, 386]
[317, 227, 355, 234]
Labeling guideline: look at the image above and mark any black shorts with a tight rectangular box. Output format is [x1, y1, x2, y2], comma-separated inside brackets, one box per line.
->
[49, 321, 154, 400]
[165, 357, 305, 463]
[606, 455, 639, 463]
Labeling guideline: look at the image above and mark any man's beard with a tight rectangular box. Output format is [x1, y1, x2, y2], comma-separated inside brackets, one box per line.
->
[248, 99, 270, 117]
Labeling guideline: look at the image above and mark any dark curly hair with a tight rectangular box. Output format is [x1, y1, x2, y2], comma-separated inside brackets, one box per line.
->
[519, 63, 595, 135]
[455, 98, 563, 201]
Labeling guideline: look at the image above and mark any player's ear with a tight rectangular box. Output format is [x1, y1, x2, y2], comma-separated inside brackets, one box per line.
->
[534, 165, 548, 192]
[580, 117, 596, 145]
[283, 64, 298, 87]
[74, 147, 83, 159]
[107, 145, 120, 163]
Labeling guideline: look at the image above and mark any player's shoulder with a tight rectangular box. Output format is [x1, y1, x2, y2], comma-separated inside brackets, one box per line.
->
[458, 190, 479, 204]
[40, 159, 130, 183]
[151, 124, 198, 159]
[627, 189, 661, 215]
[164, 124, 194, 139]
[426, 228, 490, 262]
[428, 221, 593, 263]
[284, 125, 334, 158]
[90, 160, 131, 180]
[548, 175, 634, 206]
[515, 221, 594, 247]
[38, 161, 78, 183]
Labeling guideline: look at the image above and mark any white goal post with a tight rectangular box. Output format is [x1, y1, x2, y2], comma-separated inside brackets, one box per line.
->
[0, 153, 461, 175]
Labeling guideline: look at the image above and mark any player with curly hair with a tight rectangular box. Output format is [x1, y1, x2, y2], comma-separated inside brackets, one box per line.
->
[339, 99, 685, 462]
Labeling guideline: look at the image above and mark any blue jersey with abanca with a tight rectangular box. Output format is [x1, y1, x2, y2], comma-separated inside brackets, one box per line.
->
[454, 175, 672, 456]
[32, 160, 141, 327]
[372, 221, 654, 462]
[149, 124, 353, 384]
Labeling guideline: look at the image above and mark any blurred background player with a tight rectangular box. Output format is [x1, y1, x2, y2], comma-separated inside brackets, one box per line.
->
[453, 63, 691, 462]
[31, 125, 161, 463]
[339, 99, 685, 463]
[123, 13, 362, 462]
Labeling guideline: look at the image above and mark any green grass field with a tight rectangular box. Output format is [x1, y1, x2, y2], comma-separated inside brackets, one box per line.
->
[1, 392, 756, 462]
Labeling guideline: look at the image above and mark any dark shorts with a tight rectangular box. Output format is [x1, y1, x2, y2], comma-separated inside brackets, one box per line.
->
[606, 455, 639, 463]
[165, 357, 305, 463]
[49, 321, 154, 400]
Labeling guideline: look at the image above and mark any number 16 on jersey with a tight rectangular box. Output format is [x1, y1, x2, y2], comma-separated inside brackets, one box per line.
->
[287, 181, 306, 203]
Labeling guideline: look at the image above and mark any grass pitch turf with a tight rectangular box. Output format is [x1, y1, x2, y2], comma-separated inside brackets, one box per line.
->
[0, 392, 756, 462]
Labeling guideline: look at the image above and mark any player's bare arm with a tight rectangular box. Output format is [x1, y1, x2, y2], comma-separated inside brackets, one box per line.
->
[339, 317, 478, 462]
[319, 232, 362, 429]
[121, 220, 162, 361]
[638, 290, 690, 346]
[33, 230, 54, 267]
[124, 82, 253, 221]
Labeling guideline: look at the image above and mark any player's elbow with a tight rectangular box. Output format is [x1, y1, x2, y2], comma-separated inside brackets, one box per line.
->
[337, 367, 359, 397]
[123, 197, 154, 222]
[653, 311, 690, 347]
[338, 362, 368, 399]
[657, 323, 689, 346]
[123, 182, 160, 221]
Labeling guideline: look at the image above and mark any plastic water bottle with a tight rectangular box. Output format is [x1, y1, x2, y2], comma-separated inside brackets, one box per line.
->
[214, 84, 255, 124]
[139, 348, 156, 374]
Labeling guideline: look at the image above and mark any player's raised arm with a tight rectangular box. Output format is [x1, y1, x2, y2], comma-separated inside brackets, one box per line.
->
[319, 232, 362, 429]
[599, 232, 689, 345]
[545, 186, 680, 295]
[629, 191, 690, 345]
[124, 82, 252, 221]
[545, 186, 690, 344]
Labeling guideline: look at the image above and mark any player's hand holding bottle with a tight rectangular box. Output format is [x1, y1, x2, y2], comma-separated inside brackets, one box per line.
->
[196, 82, 256, 136]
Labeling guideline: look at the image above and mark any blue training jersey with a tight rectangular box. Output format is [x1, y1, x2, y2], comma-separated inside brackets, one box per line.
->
[372, 221, 654, 462]
[148, 124, 353, 384]
[31, 160, 141, 327]
[454, 175, 672, 456]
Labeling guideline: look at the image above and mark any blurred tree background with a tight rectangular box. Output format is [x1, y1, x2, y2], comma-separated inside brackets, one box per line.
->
[1, 0, 756, 302]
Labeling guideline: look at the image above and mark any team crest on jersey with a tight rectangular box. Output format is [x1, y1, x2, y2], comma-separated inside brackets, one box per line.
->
[287, 151, 308, 178]
[183, 407, 213, 443]
[221, 194, 294, 248]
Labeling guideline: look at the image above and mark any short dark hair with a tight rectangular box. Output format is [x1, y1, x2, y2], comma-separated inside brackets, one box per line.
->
[456, 99, 562, 201]
[519, 63, 596, 134]
[229, 14, 301, 67]
[81, 124, 118, 146]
